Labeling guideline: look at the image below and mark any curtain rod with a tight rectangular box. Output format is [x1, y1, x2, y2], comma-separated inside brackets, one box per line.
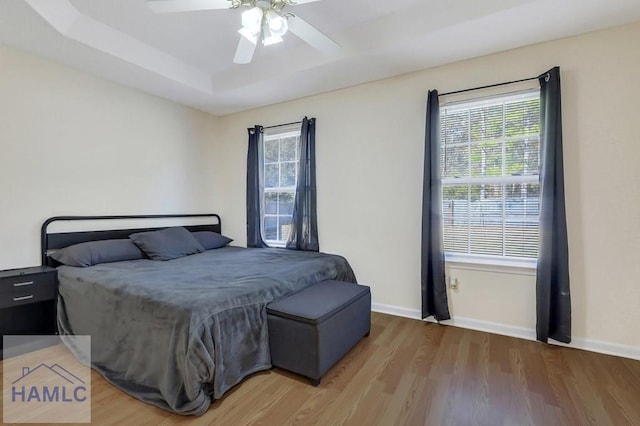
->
[263, 120, 302, 130]
[439, 76, 541, 97]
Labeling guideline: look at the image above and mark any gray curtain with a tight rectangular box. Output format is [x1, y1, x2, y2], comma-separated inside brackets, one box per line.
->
[246, 125, 268, 248]
[286, 117, 319, 252]
[421, 90, 451, 321]
[536, 67, 571, 343]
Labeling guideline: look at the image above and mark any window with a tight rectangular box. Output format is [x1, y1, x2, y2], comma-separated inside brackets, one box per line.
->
[262, 125, 301, 247]
[440, 90, 541, 265]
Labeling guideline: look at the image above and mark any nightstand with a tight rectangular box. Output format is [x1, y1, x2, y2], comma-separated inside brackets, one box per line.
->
[0, 266, 58, 359]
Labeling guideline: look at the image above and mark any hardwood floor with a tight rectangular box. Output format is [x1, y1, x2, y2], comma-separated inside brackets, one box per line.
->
[2, 312, 640, 425]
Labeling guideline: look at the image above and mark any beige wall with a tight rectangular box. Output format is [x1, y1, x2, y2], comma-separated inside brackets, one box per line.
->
[215, 23, 640, 349]
[0, 45, 218, 270]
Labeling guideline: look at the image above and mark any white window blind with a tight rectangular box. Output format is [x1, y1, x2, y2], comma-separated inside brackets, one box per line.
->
[262, 125, 301, 247]
[440, 90, 541, 261]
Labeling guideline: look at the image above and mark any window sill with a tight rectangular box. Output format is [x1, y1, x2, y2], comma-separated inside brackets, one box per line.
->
[445, 254, 537, 276]
[265, 241, 287, 249]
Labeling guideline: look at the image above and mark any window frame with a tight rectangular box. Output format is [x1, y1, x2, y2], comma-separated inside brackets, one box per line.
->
[261, 126, 301, 248]
[440, 89, 541, 271]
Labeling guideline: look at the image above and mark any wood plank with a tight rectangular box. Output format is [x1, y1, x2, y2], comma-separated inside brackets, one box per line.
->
[2, 313, 639, 425]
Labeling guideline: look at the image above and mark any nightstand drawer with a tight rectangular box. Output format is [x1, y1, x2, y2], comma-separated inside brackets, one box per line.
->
[0, 271, 56, 294]
[0, 281, 56, 309]
[0, 268, 57, 308]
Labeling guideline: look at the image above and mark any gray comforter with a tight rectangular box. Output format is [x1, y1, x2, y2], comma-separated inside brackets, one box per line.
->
[57, 246, 356, 415]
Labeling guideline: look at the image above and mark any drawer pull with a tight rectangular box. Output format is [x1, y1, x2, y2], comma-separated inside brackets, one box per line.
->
[13, 281, 34, 287]
[13, 295, 34, 302]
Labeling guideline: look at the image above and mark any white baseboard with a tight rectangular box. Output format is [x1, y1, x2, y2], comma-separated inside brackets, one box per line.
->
[371, 303, 421, 320]
[371, 303, 640, 361]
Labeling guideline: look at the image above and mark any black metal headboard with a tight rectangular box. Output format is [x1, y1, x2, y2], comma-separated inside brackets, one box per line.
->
[41, 214, 221, 267]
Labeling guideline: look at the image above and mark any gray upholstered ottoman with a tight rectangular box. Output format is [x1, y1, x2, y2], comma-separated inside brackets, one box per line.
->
[267, 280, 371, 386]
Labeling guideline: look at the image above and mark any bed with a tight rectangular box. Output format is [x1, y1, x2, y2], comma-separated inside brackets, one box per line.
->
[42, 214, 356, 415]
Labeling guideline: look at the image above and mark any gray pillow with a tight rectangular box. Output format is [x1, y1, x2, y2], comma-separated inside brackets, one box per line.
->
[129, 226, 205, 261]
[192, 231, 233, 250]
[51, 239, 145, 267]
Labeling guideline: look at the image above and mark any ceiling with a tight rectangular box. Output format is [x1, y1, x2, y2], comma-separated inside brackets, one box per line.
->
[1, 0, 639, 115]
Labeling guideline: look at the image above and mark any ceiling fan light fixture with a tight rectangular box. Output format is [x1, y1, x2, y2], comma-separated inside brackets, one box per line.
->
[145, 0, 340, 64]
[266, 10, 288, 37]
[241, 6, 263, 33]
[262, 24, 283, 46]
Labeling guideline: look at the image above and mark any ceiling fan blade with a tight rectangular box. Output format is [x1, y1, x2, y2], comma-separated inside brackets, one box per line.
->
[146, 0, 232, 13]
[233, 35, 259, 64]
[287, 15, 340, 55]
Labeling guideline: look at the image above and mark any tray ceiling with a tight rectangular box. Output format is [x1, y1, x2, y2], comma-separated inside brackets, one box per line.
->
[1, 0, 639, 115]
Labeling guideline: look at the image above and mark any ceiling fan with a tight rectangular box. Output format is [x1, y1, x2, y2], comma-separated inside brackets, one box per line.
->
[147, 0, 340, 64]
